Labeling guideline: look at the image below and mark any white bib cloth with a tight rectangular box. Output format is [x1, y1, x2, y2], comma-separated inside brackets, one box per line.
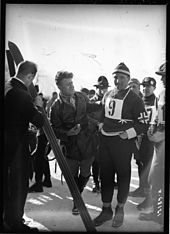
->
[145, 97, 158, 125]
[157, 89, 165, 125]
[105, 89, 130, 120]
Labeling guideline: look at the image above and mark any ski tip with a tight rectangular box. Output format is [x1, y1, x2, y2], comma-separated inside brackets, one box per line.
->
[8, 41, 13, 46]
[8, 41, 17, 48]
[8, 41, 15, 50]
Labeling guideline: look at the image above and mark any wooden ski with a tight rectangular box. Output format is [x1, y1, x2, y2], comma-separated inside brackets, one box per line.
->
[6, 50, 16, 77]
[7, 41, 97, 232]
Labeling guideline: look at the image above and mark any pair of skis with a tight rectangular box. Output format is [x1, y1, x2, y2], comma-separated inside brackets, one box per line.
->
[6, 41, 96, 232]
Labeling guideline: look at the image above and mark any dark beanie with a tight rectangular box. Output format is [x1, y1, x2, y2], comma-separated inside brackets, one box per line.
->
[112, 62, 130, 76]
[55, 71, 73, 85]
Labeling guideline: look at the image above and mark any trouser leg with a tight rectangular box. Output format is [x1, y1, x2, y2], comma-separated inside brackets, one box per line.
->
[92, 159, 100, 185]
[77, 174, 90, 193]
[136, 159, 143, 188]
[43, 160, 51, 181]
[78, 157, 94, 193]
[4, 144, 29, 226]
[149, 141, 164, 198]
[3, 163, 13, 224]
[148, 141, 165, 224]
[67, 157, 93, 214]
[66, 158, 80, 214]
[99, 135, 115, 203]
[139, 136, 154, 189]
[99, 135, 132, 204]
[72, 162, 91, 215]
[66, 158, 79, 190]
[115, 144, 132, 204]
[100, 161, 115, 203]
[34, 134, 48, 183]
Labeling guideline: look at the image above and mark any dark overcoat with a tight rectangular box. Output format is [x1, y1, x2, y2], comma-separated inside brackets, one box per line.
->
[4, 78, 44, 225]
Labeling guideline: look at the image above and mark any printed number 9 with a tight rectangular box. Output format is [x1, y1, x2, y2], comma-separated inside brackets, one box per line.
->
[108, 100, 116, 116]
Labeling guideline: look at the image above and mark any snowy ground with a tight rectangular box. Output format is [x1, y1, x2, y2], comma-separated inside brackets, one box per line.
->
[25, 152, 163, 232]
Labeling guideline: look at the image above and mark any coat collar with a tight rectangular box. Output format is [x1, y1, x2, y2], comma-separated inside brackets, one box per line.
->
[11, 77, 28, 91]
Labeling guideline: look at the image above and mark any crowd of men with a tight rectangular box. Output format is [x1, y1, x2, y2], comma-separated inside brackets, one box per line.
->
[4, 60, 166, 232]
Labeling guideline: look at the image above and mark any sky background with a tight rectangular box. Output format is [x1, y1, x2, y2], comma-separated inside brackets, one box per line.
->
[5, 4, 166, 98]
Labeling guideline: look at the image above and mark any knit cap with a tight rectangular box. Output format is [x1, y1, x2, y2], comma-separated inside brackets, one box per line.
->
[112, 62, 130, 76]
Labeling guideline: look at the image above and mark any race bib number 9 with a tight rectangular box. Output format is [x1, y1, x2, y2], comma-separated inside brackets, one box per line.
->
[105, 98, 123, 119]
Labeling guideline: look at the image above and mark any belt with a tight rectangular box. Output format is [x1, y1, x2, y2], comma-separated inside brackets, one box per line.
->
[101, 129, 123, 136]
[118, 119, 133, 123]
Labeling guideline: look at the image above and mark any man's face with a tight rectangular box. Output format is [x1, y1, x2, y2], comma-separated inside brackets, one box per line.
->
[26, 73, 36, 87]
[129, 83, 140, 95]
[53, 93, 58, 100]
[96, 87, 108, 97]
[142, 84, 155, 97]
[113, 73, 130, 90]
[161, 75, 166, 87]
[58, 78, 75, 96]
[81, 91, 88, 97]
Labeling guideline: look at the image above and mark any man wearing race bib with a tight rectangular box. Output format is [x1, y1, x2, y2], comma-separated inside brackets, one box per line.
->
[139, 63, 166, 227]
[93, 62, 148, 228]
[129, 77, 158, 210]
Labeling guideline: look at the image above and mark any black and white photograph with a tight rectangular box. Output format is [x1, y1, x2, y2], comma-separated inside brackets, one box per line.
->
[3, 3, 166, 233]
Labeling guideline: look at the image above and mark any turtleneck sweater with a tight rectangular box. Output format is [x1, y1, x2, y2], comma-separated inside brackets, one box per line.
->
[143, 93, 157, 107]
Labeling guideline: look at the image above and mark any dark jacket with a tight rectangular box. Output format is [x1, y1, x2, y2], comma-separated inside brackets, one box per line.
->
[88, 93, 103, 127]
[101, 88, 149, 135]
[87, 93, 103, 159]
[4, 78, 44, 164]
[50, 91, 101, 160]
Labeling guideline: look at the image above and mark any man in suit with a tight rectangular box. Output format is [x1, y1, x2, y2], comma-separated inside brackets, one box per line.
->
[4, 60, 45, 232]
